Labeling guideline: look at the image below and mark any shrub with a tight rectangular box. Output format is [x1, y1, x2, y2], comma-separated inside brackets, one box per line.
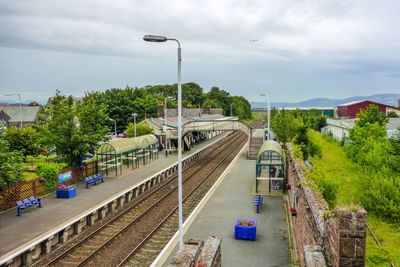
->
[36, 164, 61, 192]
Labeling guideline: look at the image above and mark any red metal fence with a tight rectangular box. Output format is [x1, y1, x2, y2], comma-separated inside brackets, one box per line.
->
[0, 177, 47, 211]
[0, 161, 98, 212]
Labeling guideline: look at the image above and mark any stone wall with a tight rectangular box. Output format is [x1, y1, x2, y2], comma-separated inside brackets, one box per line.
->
[287, 145, 366, 267]
[168, 236, 222, 267]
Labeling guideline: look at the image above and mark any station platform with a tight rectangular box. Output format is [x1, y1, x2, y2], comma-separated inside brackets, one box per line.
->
[0, 133, 229, 260]
[162, 145, 290, 266]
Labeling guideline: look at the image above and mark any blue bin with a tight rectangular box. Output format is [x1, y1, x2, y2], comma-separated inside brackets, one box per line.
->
[234, 219, 257, 240]
[56, 186, 77, 198]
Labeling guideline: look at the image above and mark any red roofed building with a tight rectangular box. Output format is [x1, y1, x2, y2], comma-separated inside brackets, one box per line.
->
[337, 100, 400, 118]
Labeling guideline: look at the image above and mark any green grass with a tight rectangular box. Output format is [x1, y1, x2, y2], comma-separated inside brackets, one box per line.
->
[306, 131, 399, 266]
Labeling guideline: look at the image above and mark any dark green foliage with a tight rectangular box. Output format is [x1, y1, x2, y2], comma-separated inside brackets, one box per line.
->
[36, 164, 60, 192]
[2, 126, 42, 160]
[126, 122, 153, 137]
[39, 91, 110, 167]
[0, 141, 24, 191]
[89, 83, 252, 127]
[345, 104, 400, 222]
[387, 111, 399, 118]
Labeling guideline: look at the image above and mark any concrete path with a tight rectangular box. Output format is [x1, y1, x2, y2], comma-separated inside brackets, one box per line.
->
[164, 149, 290, 266]
[0, 133, 228, 258]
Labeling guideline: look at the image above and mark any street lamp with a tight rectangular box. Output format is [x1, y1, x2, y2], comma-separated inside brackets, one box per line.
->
[165, 97, 168, 157]
[144, 34, 184, 249]
[132, 113, 138, 137]
[260, 93, 270, 140]
[3, 93, 22, 127]
[109, 118, 117, 136]
[230, 103, 235, 117]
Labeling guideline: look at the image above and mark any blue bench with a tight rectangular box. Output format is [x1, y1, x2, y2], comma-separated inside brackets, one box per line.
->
[16, 196, 42, 216]
[85, 174, 104, 188]
[253, 195, 264, 213]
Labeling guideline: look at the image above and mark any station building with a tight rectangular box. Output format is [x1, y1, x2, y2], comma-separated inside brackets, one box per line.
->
[144, 103, 235, 151]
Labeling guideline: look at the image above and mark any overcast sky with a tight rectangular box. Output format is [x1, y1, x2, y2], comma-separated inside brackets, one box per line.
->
[0, 0, 399, 103]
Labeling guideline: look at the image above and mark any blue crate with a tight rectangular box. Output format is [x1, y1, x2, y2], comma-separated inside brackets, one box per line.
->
[56, 186, 76, 198]
[234, 219, 257, 240]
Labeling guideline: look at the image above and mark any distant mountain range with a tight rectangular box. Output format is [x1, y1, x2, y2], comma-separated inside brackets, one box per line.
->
[251, 94, 400, 109]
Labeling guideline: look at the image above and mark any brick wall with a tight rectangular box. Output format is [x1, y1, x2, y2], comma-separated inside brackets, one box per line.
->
[287, 145, 366, 267]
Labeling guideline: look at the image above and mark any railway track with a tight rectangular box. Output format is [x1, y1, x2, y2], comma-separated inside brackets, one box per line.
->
[38, 120, 263, 267]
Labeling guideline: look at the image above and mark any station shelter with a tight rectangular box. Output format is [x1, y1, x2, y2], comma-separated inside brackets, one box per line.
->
[96, 134, 159, 177]
[255, 140, 285, 194]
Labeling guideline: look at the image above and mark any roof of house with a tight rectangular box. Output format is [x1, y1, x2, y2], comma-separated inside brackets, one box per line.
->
[0, 106, 41, 122]
[338, 100, 400, 110]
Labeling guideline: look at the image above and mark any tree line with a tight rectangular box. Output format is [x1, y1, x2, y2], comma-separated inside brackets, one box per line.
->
[0, 83, 252, 190]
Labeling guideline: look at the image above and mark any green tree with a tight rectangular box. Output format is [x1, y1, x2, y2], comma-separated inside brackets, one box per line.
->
[0, 141, 24, 190]
[387, 111, 399, 118]
[126, 122, 153, 137]
[272, 110, 302, 144]
[347, 105, 388, 160]
[39, 91, 110, 167]
[2, 126, 42, 160]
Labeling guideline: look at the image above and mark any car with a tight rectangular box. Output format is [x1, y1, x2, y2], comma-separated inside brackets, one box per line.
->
[117, 133, 127, 138]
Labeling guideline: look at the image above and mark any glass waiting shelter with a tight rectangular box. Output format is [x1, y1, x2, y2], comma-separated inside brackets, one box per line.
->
[97, 134, 159, 177]
[255, 140, 285, 194]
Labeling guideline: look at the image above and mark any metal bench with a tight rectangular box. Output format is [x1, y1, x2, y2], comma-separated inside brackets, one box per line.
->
[85, 174, 104, 188]
[253, 195, 264, 213]
[16, 196, 42, 216]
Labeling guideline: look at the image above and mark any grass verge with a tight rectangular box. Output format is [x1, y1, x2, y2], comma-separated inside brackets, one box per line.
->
[306, 131, 399, 266]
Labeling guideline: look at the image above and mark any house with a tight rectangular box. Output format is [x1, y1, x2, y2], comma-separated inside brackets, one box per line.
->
[0, 106, 41, 128]
[337, 100, 400, 118]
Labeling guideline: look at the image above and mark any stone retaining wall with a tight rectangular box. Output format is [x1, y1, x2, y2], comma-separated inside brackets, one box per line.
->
[287, 145, 366, 267]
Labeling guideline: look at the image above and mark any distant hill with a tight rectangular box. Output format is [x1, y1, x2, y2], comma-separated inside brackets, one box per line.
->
[252, 94, 400, 109]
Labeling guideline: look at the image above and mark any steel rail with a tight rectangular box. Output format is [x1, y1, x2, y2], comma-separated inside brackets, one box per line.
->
[42, 130, 246, 266]
[41, 119, 263, 266]
[117, 129, 250, 266]
[75, 132, 246, 266]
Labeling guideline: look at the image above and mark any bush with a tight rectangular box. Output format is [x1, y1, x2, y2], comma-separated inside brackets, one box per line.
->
[358, 171, 400, 221]
[36, 164, 61, 192]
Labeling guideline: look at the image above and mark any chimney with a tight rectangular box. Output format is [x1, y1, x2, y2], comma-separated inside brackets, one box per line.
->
[203, 105, 211, 115]
[157, 101, 164, 118]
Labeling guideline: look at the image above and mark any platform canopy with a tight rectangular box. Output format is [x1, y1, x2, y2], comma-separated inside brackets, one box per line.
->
[97, 134, 158, 155]
[256, 140, 284, 165]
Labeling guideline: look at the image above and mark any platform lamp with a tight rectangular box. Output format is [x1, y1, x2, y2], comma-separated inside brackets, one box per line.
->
[3, 93, 22, 127]
[143, 34, 184, 250]
[132, 113, 138, 137]
[260, 93, 270, 140]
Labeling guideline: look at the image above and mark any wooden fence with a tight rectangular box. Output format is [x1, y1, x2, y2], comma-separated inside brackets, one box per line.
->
[0, 161, 98, 212]
[0, 177, 47, 211]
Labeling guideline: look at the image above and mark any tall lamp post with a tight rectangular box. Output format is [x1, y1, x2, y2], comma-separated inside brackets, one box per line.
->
[165, 97, 168, 157]
[132, 113, 137, 137]
[143, 34, 183, 249]
[109, 118, 117, 136]
[260, 93, 270, 140]
[3, 93, 22, 127]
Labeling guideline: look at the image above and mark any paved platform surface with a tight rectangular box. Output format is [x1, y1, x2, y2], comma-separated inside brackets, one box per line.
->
[164, 148, 290, 266]
[0, 134, 228, 258]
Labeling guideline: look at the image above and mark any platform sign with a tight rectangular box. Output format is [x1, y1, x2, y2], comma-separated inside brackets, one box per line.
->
[59, 171, 72, 183]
